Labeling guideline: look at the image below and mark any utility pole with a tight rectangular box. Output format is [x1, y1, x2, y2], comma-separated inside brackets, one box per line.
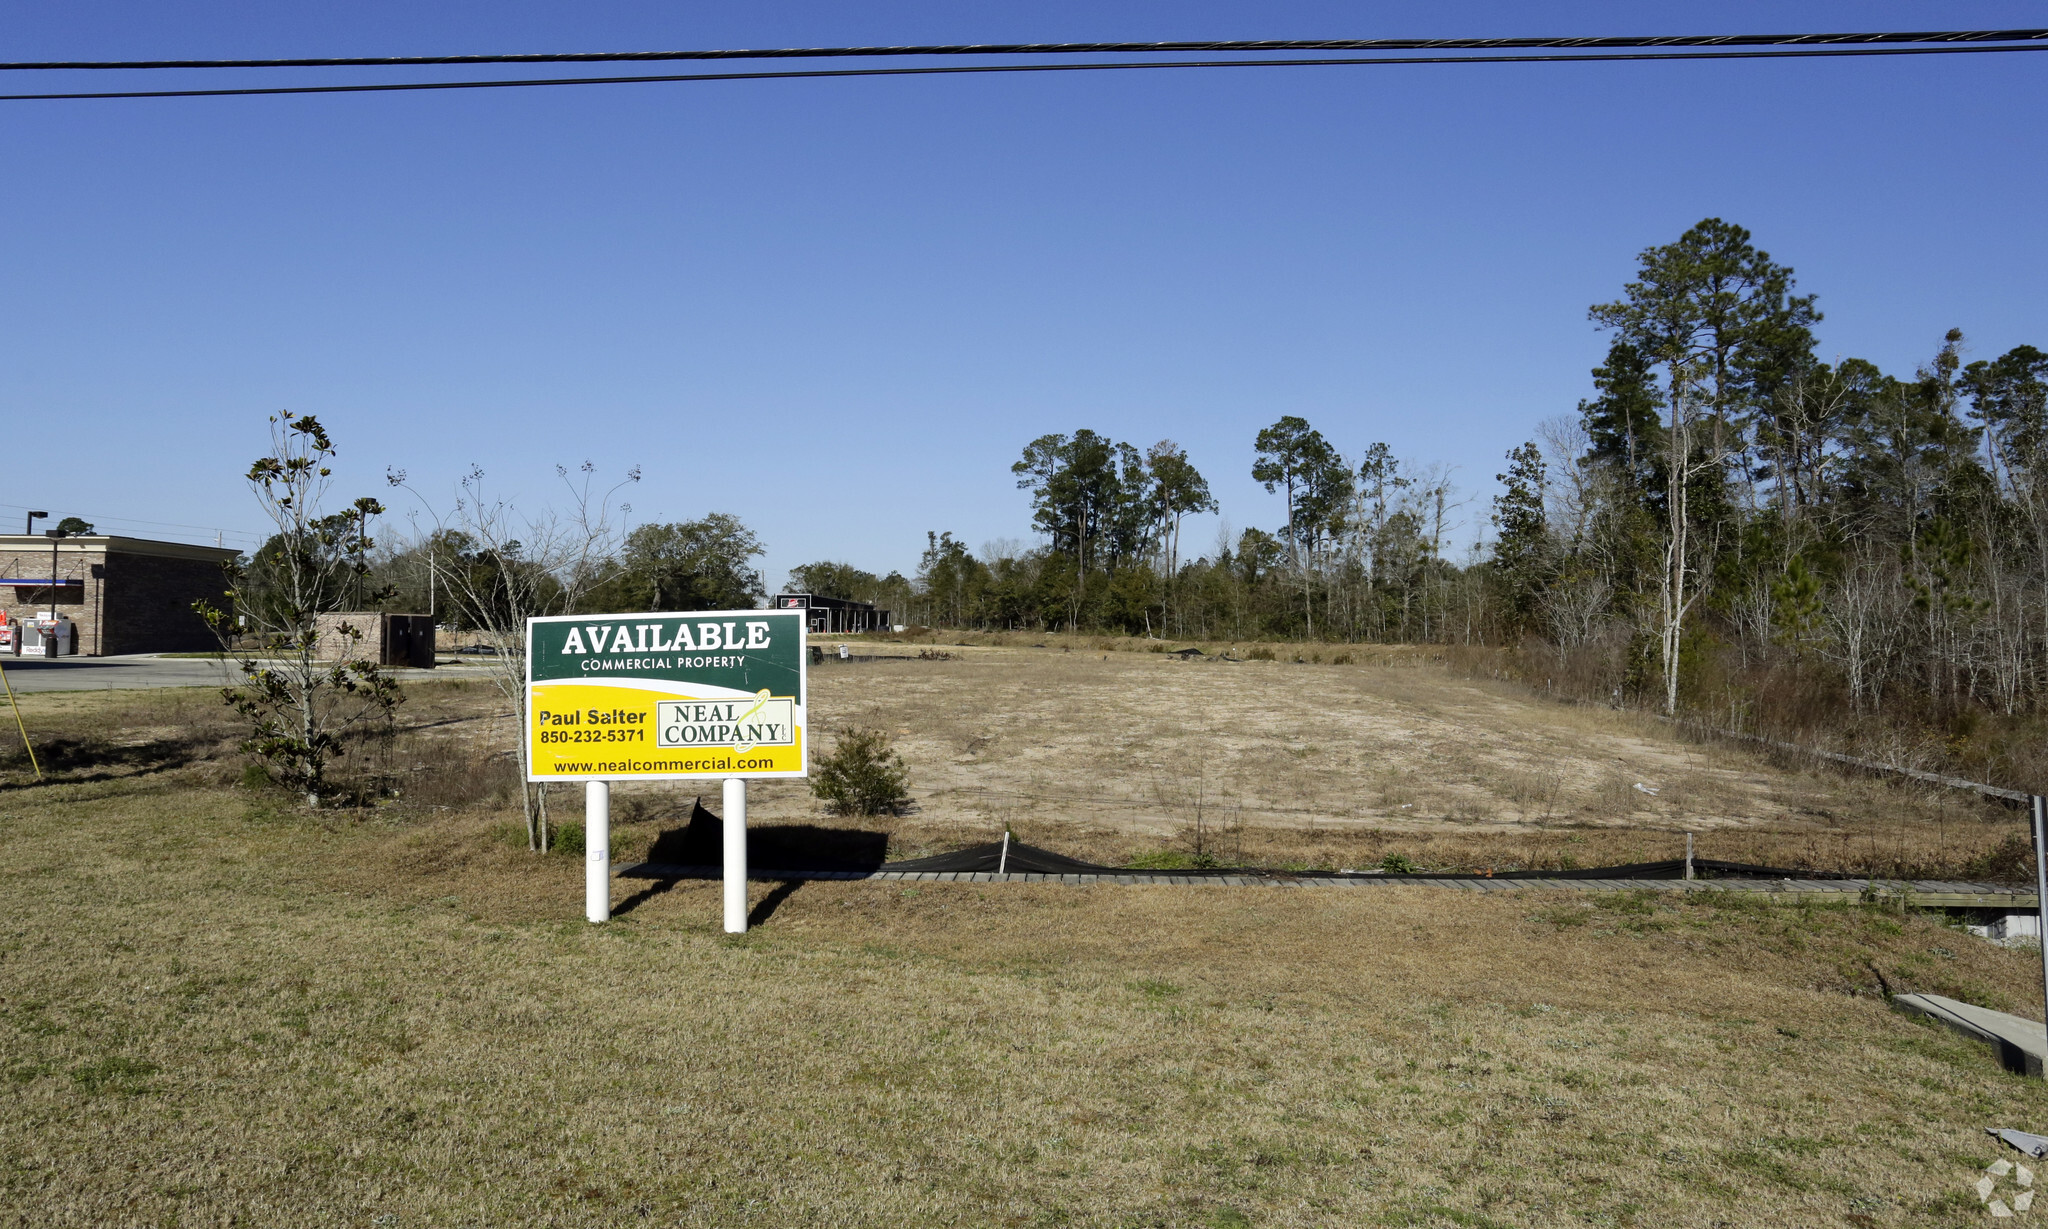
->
[355, 509, 366, 610]
[43, 528, 64, 620]
[24, 510, 45, 536]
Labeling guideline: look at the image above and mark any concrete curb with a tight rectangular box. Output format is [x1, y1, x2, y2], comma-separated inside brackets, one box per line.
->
[612, 863, 2032, 906]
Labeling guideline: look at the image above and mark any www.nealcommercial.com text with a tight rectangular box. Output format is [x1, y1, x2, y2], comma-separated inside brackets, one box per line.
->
[549, 756, 780, 774]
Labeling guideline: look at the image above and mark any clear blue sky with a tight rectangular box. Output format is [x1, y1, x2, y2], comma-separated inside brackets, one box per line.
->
[2, 1, 2044, 588]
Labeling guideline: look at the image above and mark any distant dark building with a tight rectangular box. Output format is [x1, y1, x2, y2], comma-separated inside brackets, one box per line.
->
[312, 612, 437, 668]
[772, 593, 892, 634]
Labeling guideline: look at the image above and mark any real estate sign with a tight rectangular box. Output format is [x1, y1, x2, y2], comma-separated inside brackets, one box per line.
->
[524, 610, 807, 782]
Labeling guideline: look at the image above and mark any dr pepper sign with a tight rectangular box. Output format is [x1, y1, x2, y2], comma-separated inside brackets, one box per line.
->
[524, 609, 808, 782]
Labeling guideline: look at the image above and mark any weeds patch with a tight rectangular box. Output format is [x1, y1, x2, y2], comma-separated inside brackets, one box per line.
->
[69, 1056, 158, 1096]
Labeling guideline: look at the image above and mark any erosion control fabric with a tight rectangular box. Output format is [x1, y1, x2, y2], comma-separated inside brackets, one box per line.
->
[629, 799, 1863, 880]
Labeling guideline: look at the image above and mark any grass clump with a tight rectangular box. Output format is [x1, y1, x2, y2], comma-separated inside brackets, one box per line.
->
[1128, 849, 1223, 871]
[69, 1056, 158, 1096]
[811, 727, 911, 816]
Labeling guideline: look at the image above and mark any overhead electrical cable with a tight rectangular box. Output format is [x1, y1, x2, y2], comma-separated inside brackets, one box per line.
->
[0, 501, 262, 544]
[1, 28, 2045, 71]
[2, 43, 2045, 103]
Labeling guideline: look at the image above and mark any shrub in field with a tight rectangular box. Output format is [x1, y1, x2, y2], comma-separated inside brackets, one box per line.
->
[811, 728, 911, 816]
[1966, 831, 2034, 882]
[1380, 853, 1419, 874]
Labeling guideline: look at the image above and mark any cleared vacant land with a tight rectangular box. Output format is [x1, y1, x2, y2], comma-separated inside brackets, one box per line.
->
[1, 645, 2042, 1225]
[777, 640, 2018, 878]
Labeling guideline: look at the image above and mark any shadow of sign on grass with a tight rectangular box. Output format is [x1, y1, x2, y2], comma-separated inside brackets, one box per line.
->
[642, 799, 892, 873]
[613, 800, 868, 921]
[0, 734, 219, 790]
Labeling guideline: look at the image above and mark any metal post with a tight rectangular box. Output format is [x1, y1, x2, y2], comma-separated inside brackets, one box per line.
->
[998, 830, 1010, 876]
[723, 777, 748, 934]
[2032, 795, 2048, 1020]
[1685, 832, 1694, 881]
[585, 780, 610, 924]
[0, 656, 41, 780]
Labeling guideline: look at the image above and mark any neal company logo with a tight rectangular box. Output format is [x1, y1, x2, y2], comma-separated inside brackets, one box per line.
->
[656, 696, 797, 752]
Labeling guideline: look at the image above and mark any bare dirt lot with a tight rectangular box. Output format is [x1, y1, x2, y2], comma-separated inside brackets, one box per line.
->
[753, 639, 2021, 879]
[0, 644, 2041, 1226]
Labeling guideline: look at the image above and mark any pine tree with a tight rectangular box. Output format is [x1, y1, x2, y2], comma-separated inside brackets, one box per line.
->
[1491, 442, 1549, 636]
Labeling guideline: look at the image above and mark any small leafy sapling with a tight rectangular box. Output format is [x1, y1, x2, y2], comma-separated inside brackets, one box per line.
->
[196, 412, 403, 806]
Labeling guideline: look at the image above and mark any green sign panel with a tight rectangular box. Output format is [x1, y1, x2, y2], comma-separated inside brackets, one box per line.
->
[524, 610, 808, 782]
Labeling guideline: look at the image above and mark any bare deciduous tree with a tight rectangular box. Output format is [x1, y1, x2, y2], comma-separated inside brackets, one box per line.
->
[1542, 575, 1611, 652]
[388, 461, 638, 850]
[1817, 542, 1905, 714]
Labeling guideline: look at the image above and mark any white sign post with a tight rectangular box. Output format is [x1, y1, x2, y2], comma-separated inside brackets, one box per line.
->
[524, 609, 808, 932]
[723, 776, 748, 933]
[586, 780, 611, 923]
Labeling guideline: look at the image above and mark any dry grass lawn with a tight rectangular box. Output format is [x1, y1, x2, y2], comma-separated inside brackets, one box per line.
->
[1, 648, 2044, 1226]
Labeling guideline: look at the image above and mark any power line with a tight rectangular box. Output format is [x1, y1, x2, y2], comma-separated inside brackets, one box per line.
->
[0, 501, 262, 545]
[3, 43, 2043, 103]
[2, 29, 2044, 71]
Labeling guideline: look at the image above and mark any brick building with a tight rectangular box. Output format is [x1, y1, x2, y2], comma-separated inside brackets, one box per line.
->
[0, 535, 239, 656]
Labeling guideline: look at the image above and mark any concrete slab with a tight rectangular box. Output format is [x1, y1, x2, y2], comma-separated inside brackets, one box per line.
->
[1966, 913, 2041, 944]
[1894, 993, 2047, 1078]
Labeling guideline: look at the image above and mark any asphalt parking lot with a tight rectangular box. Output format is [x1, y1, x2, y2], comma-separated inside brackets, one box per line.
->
[0, 655, 476, 693]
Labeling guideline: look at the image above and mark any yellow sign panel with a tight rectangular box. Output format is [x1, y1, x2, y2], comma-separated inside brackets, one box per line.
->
[524, 611, 807, 781]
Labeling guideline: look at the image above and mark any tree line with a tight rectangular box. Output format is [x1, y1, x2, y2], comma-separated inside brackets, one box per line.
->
[1510, 218, 2048, 737]
[235, 215, 2048, 754]
[789, 218, 2048, 745]
[783, 429, 1485, 648]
